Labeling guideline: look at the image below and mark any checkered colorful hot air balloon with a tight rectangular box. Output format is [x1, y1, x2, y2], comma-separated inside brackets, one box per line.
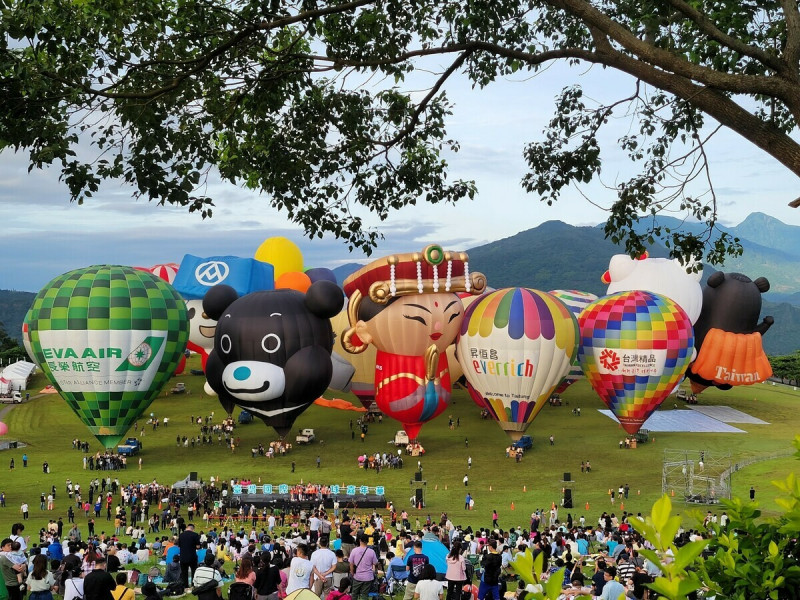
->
[578, 290, 694, 435]
[456, 288, 579, 440]
[548, 290, 598, 394]
[26, 265, 189, 449]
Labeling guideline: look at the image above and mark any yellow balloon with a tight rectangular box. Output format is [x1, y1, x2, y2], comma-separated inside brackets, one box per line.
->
[254, 236, 304, 279]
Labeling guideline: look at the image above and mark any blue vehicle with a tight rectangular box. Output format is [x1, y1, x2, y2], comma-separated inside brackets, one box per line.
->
[511, 435, 533, 450]
[238, 410, 253, 424]
[117, 437, 143, 455]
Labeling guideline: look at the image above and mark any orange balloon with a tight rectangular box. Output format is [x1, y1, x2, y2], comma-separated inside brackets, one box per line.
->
[275, 271, 312, 293]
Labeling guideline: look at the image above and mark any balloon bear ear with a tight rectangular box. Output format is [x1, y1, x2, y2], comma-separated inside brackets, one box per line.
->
[305, 280, 345, 319]
[706, 271, 725, 288]
[754, 277, 770, 293]
[203, 285, 239, 321]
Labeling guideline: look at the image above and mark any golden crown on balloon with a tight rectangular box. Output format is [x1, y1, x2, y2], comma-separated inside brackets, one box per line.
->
[342, 244, 487, 332]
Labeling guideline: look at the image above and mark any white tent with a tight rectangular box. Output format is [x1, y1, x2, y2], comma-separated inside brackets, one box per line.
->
[0, 361, 36, 391]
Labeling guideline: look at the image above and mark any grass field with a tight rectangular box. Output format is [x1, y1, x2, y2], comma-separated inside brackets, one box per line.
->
[1, 356, 798, 543]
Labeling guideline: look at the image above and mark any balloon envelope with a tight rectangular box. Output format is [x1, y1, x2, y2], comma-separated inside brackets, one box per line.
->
[0, 422, 7, 436]
[306, 268, 338, 285]
[331, 311, 377, 409]
[548, 290, 598, 394]
[26, 265, 189, 448]
[254, 237, 304, 279]
[456, 288, 579, 440]
[578, 290, 694, 435]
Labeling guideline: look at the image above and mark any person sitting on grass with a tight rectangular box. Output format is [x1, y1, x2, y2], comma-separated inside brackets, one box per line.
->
[413, 564, 442, 600]
[326, 577, 352, 600]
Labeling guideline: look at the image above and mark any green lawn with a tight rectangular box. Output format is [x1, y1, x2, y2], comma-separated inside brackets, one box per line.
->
[1, 357, 798, 542]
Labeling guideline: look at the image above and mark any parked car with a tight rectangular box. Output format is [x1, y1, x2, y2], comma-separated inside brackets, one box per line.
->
[238, 410, 253, 424]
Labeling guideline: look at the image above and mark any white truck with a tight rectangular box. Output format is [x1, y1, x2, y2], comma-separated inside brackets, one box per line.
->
[394, 430, 410, 446]
[296, 428, 316, 444]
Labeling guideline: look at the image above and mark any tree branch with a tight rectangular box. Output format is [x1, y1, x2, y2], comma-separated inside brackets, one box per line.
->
[781, 0, 800, 76]
[667, 0, 786, 74]
[590, 32, 800, 179]
[548, 0, 792, 98]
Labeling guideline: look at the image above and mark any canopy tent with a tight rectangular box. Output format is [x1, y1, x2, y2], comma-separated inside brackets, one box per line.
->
[421, 538, 449, 574]
[0, 361, 36, 391]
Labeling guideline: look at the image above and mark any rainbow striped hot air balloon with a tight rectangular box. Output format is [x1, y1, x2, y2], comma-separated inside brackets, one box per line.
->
[456, 288, 579, 440]
[578, 290, 694, 435]
[549, 290, 598, 394]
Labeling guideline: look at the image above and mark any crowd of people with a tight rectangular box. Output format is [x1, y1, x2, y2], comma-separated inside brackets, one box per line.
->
[1, 478, 730, 600]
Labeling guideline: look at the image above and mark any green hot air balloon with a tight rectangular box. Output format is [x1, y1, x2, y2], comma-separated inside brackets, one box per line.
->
[27, 265, 189, 448]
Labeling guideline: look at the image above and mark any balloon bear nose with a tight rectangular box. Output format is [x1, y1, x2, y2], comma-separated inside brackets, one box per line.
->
[233, 366, 251, 381]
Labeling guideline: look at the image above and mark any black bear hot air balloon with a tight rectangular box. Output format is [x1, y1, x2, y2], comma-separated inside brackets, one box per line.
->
[202, 280, 343, 438]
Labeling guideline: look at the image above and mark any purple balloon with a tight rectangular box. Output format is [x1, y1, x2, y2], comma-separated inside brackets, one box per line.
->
[306, 267, 338, 284]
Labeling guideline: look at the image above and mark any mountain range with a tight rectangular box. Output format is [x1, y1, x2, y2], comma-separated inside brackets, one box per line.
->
[2, 212, 799, 355]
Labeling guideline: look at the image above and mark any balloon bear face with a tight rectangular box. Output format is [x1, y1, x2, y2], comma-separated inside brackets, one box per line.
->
[203, 280, 343, 437]
[603, 254, 703, 323]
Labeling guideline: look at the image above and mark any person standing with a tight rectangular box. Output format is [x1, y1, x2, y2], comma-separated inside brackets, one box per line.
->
[463, 475, 468, 487]
[749, 486, 756, 500]
[339, 517, 356, 559]
[349, 535, 378, 600]
[403, 541, 430, 600]
[310, 537, 337, 597]
[492, 510, 498, 528]
[20, 504, 28, 521]
[316, 456, 321, 469]
[477, 541, 502, 600]
[444, 541, 467, 600]
[0, 537, 26, 600]
[178, 523, 201, 589]
[286, 544, 324, 596]
[22, 455, 27, 468]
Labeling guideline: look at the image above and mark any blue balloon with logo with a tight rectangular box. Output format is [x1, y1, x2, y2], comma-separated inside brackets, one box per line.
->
[172, 255, 275, 299]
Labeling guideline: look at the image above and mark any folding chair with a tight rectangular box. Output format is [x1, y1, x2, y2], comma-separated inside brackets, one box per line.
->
[387, 564, 408, 599]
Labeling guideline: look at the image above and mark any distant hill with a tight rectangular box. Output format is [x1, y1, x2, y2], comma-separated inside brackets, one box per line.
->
[626, 212, 800, 298]
[3, 214, 799, 354]
[0, 290, 35, 343]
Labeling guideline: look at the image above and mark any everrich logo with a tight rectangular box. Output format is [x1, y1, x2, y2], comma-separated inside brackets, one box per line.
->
[116, 336, 165, 371]
[195, 261, 230, 286]
[599, 349, 620, 371]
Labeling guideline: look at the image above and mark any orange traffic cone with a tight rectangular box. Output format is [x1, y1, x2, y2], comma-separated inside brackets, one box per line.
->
[671, 489, 675, 497]
[620, 502, 624, 511]
[585, 502, 590, 510]
[511, 502, 515, 510]
[523, 485, 527, 492]
[637, 489, 641, 495]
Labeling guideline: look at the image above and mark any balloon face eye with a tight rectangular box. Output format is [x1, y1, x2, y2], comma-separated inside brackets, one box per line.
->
[187, 307, 196, 319]
[262, 334, 281, 354]
[220, 334, 232, 354]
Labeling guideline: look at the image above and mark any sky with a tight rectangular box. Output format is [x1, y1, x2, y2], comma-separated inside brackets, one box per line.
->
[2, 60, 800, 293]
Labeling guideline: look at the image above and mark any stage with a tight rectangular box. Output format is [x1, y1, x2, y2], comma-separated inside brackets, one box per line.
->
[225, 493, 388, 511]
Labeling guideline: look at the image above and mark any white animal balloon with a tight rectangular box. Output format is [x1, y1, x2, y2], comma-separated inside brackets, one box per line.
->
[602, 252, 703, 323]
